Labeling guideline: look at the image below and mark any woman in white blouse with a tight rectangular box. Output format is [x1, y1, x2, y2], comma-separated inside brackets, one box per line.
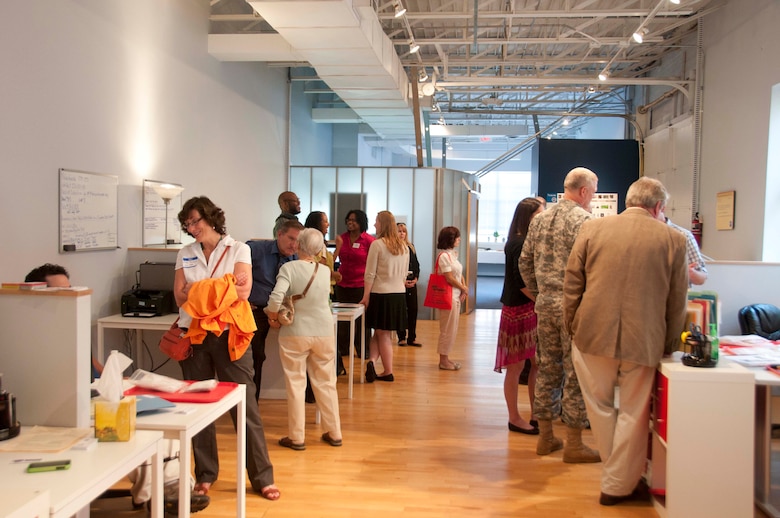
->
[435, 226, 469, 370]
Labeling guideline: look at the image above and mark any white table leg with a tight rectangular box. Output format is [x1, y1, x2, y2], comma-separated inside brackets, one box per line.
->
[360, 315, 365, 386]
[237, 391, 246, 518]
[348, 318, 355, 399]
[179, 430, 190, 517]
[151, 438, 164, 518]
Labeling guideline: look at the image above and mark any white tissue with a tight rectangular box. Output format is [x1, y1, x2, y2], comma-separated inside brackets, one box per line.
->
[95, 350, 133, 402]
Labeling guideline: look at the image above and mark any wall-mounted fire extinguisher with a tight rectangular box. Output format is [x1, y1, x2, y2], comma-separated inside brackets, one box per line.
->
[691, 212, 703, 248]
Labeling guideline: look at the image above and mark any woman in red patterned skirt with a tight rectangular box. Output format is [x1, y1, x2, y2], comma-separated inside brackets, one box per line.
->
[495, 197, 544, 435]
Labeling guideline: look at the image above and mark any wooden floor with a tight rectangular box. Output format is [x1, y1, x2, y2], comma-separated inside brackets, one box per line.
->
[92, 309, 769, 517]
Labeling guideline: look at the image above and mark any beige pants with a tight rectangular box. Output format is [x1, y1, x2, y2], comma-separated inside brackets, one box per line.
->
[279, 335, 342, 443]
[436, 298, 461, 356]
[572, 345, 655, 496]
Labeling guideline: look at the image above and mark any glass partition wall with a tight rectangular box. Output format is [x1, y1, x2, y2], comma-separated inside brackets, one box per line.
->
[290, 166, 479, 319]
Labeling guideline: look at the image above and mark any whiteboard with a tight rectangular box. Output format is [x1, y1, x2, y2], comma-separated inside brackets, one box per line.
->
[59, 168, 118, 252]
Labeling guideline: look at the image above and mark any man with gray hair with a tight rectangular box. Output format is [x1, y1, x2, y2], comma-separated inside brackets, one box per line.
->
[520, 166, 601, 463]
[563, 176, 688, 505]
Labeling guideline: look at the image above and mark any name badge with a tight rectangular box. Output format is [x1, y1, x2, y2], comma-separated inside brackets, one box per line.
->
[352, 242, 360, 249]
[182, 256, 198, 268]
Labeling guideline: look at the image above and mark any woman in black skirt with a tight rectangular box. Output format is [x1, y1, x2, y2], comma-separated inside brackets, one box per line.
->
[359, 211, 410, 382]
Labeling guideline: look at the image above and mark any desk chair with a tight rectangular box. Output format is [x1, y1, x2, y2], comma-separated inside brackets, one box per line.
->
[738, 304, 780, 340]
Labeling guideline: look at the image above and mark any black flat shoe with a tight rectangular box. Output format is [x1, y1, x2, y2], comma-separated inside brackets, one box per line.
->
[530, 420, 538, 429]
[376, 373, 394, 382]
[365, 361, 377, 383]
[408, 342, 423, 347]
[508, 422, 539, 435]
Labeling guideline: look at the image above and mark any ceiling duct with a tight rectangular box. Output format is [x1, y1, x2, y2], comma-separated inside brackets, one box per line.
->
[242, 0, 414, 138]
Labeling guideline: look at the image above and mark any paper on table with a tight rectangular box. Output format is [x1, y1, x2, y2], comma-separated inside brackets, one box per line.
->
[0, 426, 90, 453]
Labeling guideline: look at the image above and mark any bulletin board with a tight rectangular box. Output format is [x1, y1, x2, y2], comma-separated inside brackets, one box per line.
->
[59, 168, 118, 252]
[143, 180, 183, 246]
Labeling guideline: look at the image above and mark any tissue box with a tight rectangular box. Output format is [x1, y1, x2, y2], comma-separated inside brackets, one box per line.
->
[94, 396, 136, 442]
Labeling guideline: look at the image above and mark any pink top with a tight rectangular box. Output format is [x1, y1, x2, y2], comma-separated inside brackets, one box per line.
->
[337, 231, 375, 288]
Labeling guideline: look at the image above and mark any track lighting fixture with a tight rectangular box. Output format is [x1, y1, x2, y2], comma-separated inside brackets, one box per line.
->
[409, 41, 420, 54]
[394, 1, 406, 18]
[632, 28, 648, 44]
[670, 0, 680, 4]
[598, 69, 609, 81]
[418, 69, 428, 82]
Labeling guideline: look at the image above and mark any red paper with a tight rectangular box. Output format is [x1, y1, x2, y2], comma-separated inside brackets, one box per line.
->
[125, 381, 239, 403]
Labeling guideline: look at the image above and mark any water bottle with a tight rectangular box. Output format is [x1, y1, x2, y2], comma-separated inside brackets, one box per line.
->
[708, 323, 719, 363]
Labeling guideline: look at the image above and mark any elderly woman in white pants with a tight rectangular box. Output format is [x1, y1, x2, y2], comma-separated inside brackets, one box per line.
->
[266, 228, 343, 450]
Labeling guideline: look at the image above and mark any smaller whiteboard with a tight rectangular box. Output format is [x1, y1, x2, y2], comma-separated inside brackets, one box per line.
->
[59, 169, 118, 252]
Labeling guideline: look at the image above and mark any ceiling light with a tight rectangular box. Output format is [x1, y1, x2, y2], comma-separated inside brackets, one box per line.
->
[670, 0, 680, 4]
[632, 28, 648, 44]
[598, 67, 610, 81]
[418, 69, 428, 82]
[409, 41, 420, 54]
[394, 2, 407, 18]
[562, 118, 570, 126]
[447, 144, 453, 150]
[587, 86, 597, 93]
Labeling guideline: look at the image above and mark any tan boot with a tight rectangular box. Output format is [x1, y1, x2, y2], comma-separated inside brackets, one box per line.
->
[536, 420, 563, 455]
[562, 426, 601, 463]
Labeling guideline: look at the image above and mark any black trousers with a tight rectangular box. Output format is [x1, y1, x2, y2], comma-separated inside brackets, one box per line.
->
[397, 285, 418, 342]
[333, 285, 370, 358]
[250, 307, 272, 401]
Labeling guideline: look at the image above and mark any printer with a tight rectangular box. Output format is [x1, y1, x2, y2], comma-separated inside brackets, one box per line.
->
[121, 289, 174, 317]
[121, 262, 176, 317]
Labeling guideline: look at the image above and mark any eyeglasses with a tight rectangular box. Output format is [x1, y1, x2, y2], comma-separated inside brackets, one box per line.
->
[183, 217, 202, 230]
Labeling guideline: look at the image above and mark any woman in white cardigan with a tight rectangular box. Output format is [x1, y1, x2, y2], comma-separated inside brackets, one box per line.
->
[266, 228, 343, 450]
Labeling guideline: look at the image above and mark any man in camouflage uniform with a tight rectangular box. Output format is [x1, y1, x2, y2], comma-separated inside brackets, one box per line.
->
[519, 167, 601, 463]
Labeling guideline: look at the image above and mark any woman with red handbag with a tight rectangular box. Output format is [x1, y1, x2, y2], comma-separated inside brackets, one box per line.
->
[173, 196, 280, 501]
[434, 226, 469, 371]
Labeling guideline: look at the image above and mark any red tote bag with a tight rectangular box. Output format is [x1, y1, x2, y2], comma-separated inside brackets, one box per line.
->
[423, 252, 453, 310]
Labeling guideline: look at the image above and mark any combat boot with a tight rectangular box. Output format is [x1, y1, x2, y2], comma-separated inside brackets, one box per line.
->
[536, 420, 563, 455]
[562, 426, 601, 463]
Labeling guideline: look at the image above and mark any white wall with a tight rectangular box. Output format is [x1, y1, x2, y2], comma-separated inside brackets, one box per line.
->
[0, 0, 289, 344]
[699, 0, 780, 260]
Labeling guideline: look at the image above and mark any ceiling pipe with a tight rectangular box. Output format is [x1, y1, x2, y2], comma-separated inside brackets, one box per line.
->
[637, 89, 677, 114]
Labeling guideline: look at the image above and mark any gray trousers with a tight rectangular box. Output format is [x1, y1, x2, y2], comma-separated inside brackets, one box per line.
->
[179, 331, 274, 491]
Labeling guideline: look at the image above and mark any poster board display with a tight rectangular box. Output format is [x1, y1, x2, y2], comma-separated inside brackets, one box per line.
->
[59, 169, 118, 252]
[555, 192, 619, 218]
[143, 180, 183, 246]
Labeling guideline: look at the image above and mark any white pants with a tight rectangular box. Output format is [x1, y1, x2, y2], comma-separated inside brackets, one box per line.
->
[279, 335, 342, 443]
[572, 345, 655, 496]
[128, 439, 193, 502]
[436, 298, 461, 356]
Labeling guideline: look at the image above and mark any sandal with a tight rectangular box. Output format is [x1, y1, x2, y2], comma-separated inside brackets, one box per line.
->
[193, 481, 211, 496]
[321, 432, 343, 447]
[278, 436, 306, 451]
[260, 484, 281, 501]
[438, 362, 462, 371]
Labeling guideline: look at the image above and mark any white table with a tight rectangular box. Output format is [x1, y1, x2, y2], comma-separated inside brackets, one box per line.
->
[0, 429, 164, 518]
[97, 313, 178, 364]
[332, 304, 365, 399]
[134, 383, 246, 517]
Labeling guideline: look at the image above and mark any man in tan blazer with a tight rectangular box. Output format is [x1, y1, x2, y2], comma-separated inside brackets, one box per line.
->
[563, 177, 688, 506]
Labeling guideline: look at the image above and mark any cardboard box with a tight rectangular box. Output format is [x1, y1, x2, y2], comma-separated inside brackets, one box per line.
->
[94, 396, 136, 442]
